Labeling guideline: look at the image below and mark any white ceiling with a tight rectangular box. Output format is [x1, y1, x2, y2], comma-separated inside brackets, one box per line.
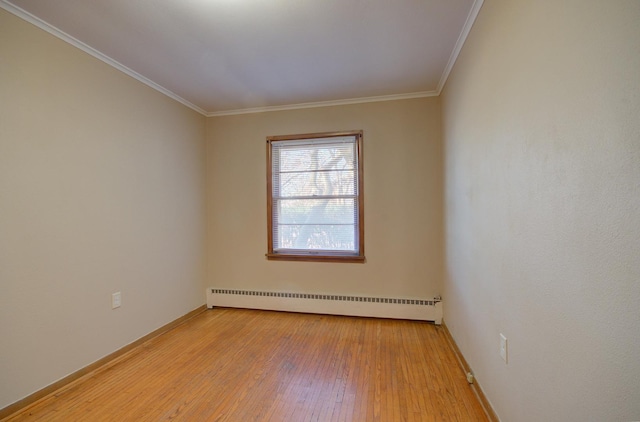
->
[2, 0, 482, 116]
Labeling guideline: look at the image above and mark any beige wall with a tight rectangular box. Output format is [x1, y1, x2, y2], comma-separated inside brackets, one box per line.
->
[206, 98, 443, 299]
[0, 10, 207, 408]
[442, 0, 640, 420]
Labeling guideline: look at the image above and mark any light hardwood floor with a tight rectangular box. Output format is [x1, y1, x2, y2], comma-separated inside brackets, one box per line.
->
[5, 308, 488, 421]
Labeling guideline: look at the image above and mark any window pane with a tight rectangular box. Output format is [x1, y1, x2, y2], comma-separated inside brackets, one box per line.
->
[278, 143, 355, 173]
[276, 198, 355, 224]
[277, 170, 356, 197]
[275, 224, 355, 251]
[274, 198, 356, 251]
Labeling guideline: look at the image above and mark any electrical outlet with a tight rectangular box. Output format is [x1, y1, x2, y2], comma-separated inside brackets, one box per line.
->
[112, 291, 122, 309]
[500, 333, 508, 363]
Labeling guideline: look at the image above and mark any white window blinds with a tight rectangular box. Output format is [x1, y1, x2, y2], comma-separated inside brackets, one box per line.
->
[270, 135, 360, 256]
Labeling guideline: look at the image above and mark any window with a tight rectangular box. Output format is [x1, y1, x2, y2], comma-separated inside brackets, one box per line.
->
[266, 131, 364, 262]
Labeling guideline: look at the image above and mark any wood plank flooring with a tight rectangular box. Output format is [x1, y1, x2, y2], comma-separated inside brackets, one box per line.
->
[5, 308, 488, 421]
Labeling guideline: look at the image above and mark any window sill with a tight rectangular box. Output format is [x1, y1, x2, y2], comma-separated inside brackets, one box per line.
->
[265, 253, 366, 263]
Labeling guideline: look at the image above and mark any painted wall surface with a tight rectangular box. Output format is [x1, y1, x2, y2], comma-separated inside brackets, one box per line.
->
[0, 10, 207, 408]
[206, 98, 443, 300]
[442, 1, 640, 420]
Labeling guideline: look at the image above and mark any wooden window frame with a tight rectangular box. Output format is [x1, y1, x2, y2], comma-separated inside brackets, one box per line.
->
[266, 130, 365, 263]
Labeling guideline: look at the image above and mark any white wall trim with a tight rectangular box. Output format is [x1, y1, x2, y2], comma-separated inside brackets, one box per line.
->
[436, 0, 485, 94]
[0, 0, 207, 116]
[206, 91, 438, 117]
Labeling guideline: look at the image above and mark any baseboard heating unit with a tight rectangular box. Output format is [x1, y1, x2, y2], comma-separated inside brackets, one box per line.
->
[207, 288, 442, 324]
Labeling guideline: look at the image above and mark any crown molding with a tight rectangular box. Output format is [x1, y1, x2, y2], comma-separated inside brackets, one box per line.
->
[436, 0, 485, 94]
[0, 0, 207, 116]
[206, 90, 438, 117]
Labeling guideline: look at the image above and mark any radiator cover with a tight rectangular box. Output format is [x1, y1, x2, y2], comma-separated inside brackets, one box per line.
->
[207, 288, 442, 324]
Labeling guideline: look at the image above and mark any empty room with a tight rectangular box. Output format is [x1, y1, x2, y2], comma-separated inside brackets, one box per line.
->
[1, 0, 638, 421]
